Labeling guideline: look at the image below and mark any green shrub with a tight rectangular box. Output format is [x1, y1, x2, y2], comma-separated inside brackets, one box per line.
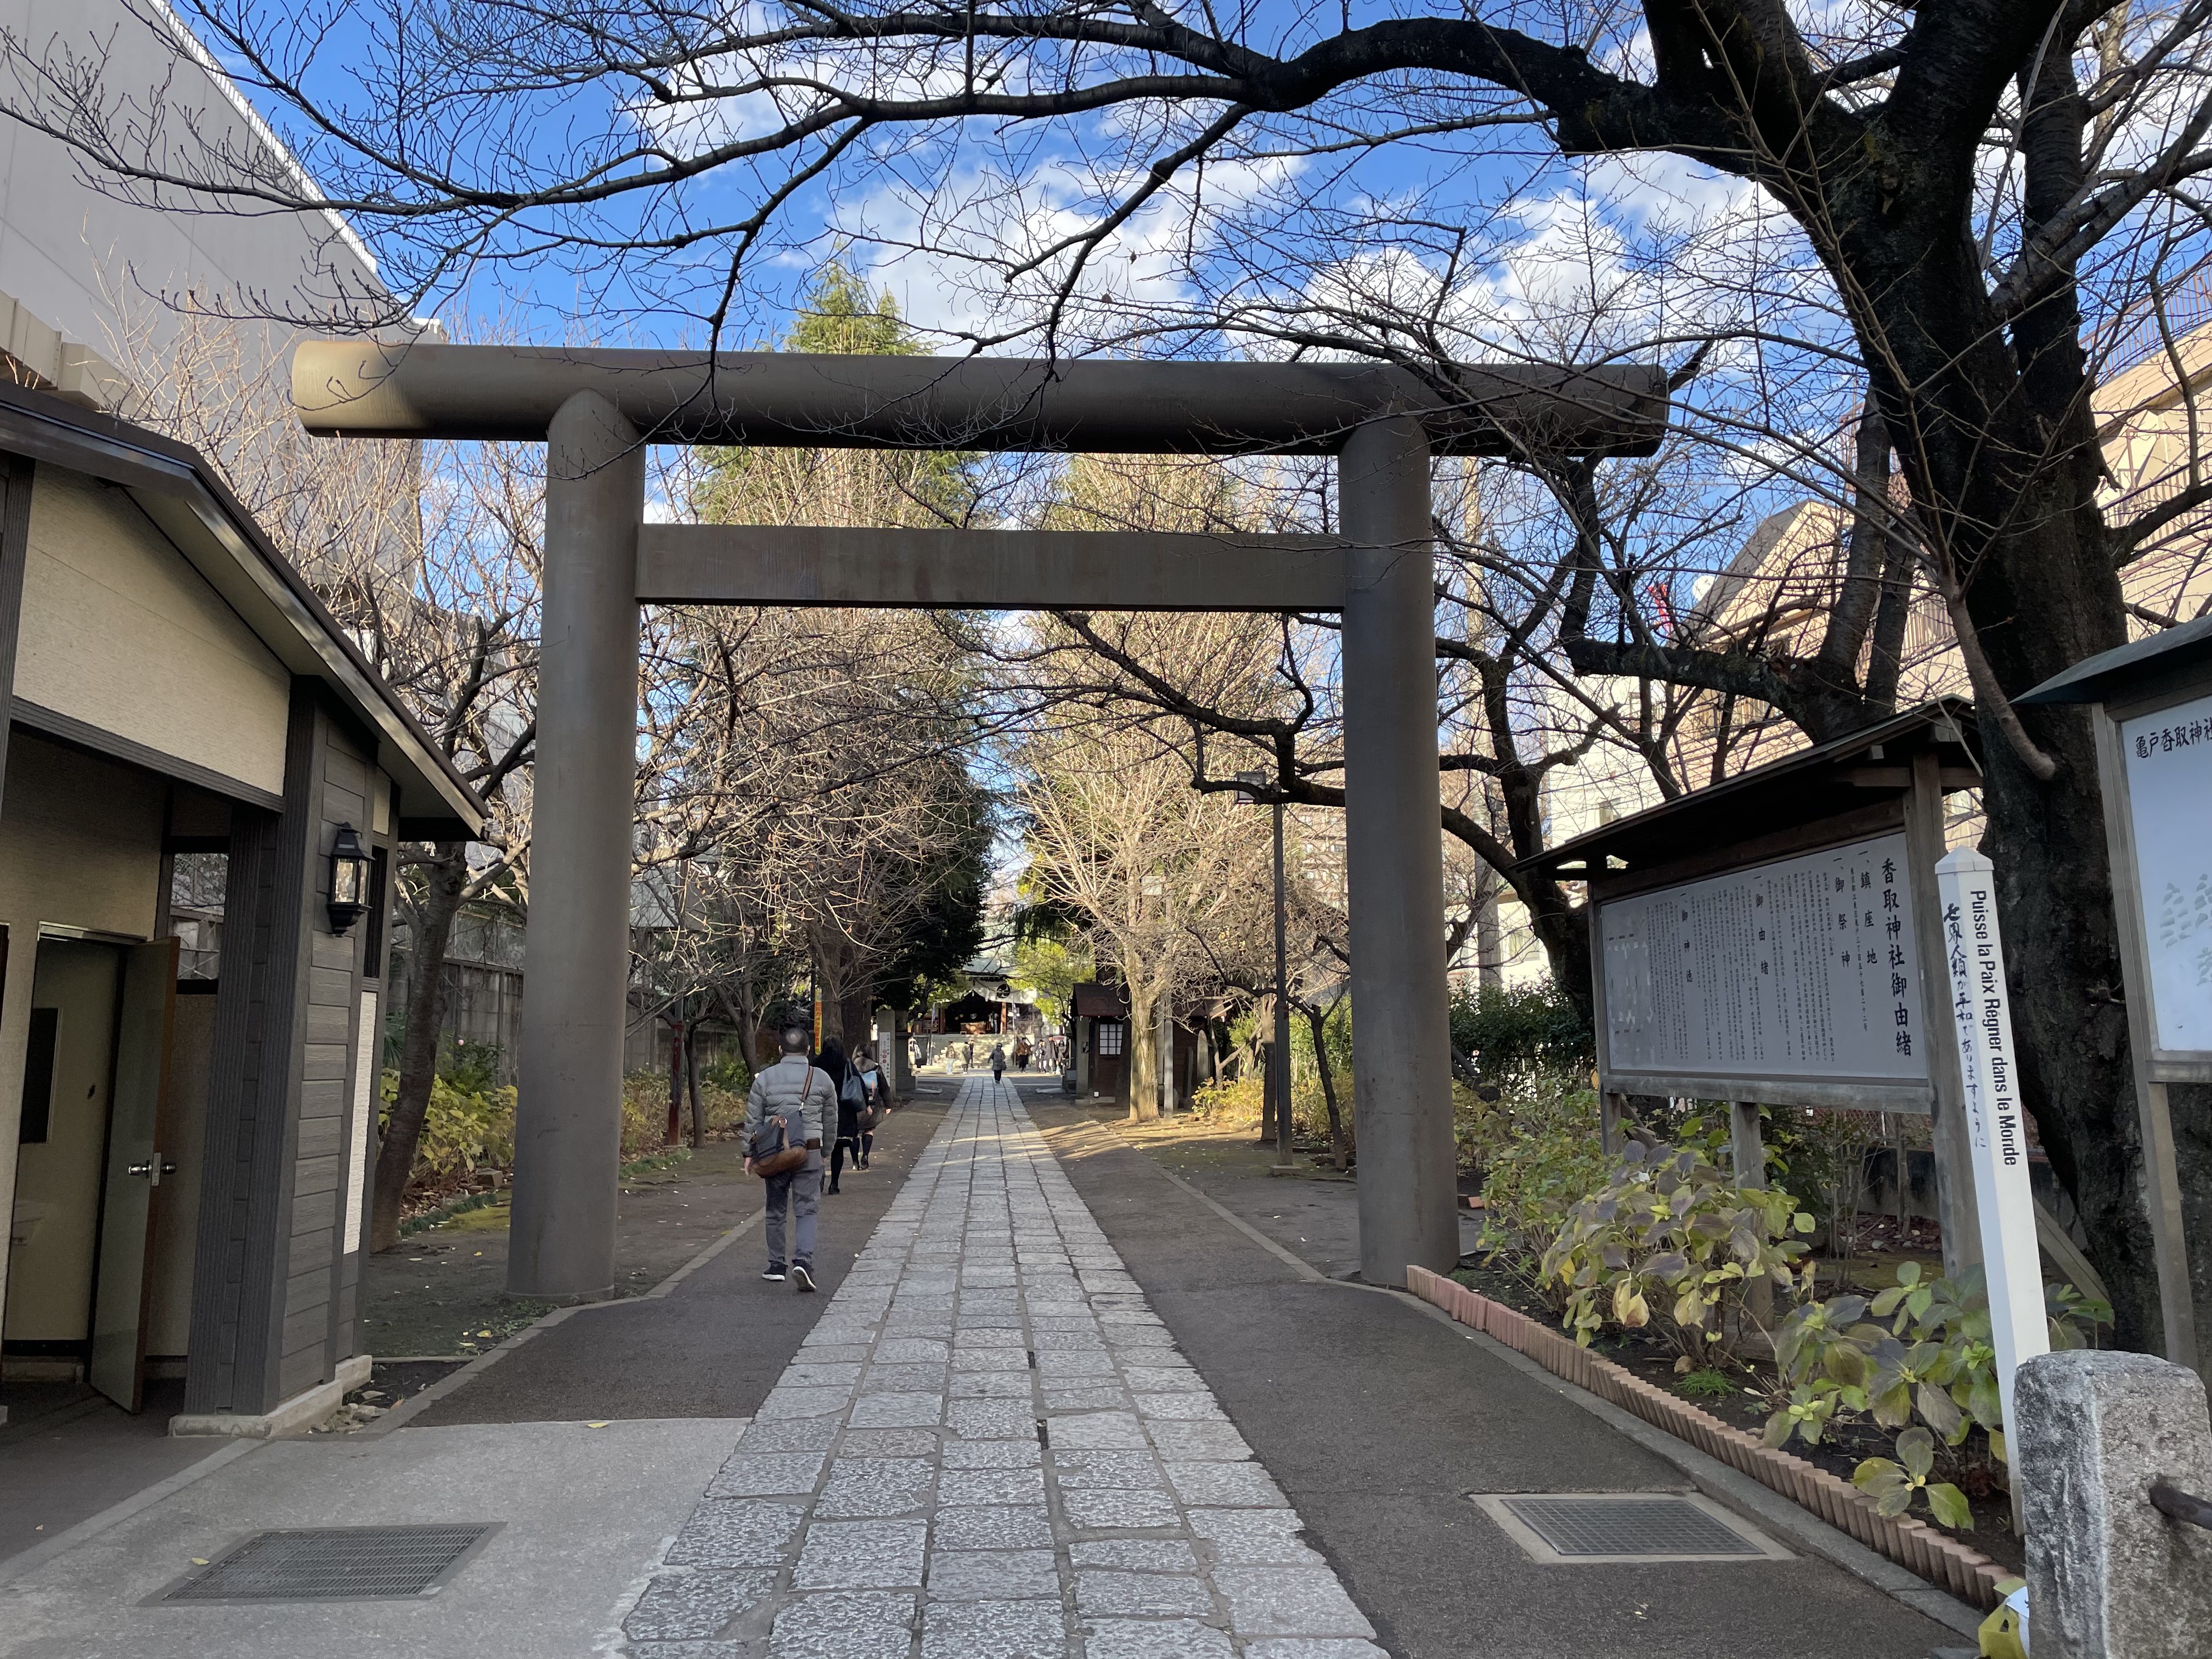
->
[1768, 1261, 2112, 1531]
[1190, 1075, 1263, 1122]
[1541, 1142, 1812, 1365]
[704, 1054, 753, 1094]
[1475, 1084, 1612, 1309]
[380, 1069, 517, 1183]
[440, 1038, 505, 1095]
[1449, 981, 1594, 1077]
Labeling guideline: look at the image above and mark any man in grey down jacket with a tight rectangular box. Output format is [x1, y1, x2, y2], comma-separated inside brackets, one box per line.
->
[744, 1024, 834, 1290]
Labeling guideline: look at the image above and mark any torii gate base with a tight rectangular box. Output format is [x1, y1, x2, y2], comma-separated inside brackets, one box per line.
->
[292, 342, 1666, 1300]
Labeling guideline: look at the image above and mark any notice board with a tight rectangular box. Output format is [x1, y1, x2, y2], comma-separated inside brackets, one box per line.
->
[1598, 831, 1932, 1098]
[2118, 689, 2212, 1053]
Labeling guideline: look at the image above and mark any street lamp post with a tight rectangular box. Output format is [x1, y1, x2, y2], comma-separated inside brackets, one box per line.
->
[1138, 874, 1173, 1115]
[1237, 771, 1294, 1165]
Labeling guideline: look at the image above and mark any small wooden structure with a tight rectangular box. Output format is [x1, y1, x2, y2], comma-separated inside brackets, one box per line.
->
[2022, 620, 2210, 1374]
[1070, 981, 1130, 1105]
[1526, 702, 1998, 1275]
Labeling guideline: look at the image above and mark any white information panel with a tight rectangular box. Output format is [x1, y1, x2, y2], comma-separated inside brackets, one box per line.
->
[1601, 832, 1930, 1084]
[2120, 689, 2212, 1052]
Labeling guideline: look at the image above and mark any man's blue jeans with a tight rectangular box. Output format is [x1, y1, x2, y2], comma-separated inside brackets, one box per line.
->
[765, 1146, 822, 1271]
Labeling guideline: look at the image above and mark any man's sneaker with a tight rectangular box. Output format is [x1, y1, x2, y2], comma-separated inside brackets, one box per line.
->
[791, 1263, 817, 1293]
[761, 1267, 787, 1282]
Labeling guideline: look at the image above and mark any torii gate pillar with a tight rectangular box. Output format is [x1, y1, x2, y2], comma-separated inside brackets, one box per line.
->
[1340, 417, 1458, 1283]
[509, 391, 645, 1302]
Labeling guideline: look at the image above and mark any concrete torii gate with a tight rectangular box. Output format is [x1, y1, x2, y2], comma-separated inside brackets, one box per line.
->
[294, 343, 1667, 1297]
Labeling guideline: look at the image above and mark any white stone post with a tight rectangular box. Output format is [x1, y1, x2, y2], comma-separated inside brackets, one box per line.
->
[2016, 1349, 2212, 1658]
[1932, 848, 2050, 1436]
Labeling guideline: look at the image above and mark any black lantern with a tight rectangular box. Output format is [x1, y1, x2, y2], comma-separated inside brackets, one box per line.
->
[327, 823, 372, 935]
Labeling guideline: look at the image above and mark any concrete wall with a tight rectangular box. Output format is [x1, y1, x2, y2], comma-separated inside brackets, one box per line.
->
[13, 466, 290, 795]
[0, 0, 383, 365]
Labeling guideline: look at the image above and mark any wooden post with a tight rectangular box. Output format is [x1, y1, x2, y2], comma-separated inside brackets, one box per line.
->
[1730, 1101, 1765, 1188]
[1906, 749, 1982, 1279]
[1733, 1101, 1774, 1330]
[1600, 1091, 1623, 1158]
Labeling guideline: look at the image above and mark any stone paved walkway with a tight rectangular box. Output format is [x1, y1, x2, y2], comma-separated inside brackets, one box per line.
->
[615, 1076, 1383, 1659]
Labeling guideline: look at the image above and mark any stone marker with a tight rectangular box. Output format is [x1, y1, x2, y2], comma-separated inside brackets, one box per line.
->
[2016, 1348, 2212, 1658]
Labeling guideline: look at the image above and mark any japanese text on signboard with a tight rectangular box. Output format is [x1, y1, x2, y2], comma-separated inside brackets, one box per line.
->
[1600, 832, 1928, 1085]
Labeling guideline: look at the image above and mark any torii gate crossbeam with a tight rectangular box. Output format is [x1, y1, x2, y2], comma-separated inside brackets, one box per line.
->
[294, 343, 1668, 1297]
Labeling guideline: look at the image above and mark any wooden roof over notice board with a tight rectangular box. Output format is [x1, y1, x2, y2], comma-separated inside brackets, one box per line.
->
[1521, 699, 1984, 886]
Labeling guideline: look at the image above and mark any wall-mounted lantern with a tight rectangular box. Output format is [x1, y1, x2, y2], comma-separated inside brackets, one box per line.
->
[327, 823, 372, 935]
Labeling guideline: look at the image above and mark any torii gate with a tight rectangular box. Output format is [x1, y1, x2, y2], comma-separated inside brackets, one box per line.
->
[294, 343, 1667, 1296]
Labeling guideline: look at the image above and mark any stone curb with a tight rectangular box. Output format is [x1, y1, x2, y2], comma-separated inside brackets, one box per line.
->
[1406, 1266, 2008, 1612]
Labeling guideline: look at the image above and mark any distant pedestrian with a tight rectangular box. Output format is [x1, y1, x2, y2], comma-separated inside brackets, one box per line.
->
[1014, 1037, 1031, 1070]
[990, 1042, 1006, 1085]
[854, 1048, 889, 1169]
[744, 1024, 832, 1291]
[817, 1036, 862, 1195]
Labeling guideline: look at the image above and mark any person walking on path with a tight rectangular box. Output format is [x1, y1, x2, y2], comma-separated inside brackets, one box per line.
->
[990, 1042, 1006, 1085]
[743, 1024, 832, 1291]
[853, 1048, 889, 1169]
[815, 1035, 864, 1195]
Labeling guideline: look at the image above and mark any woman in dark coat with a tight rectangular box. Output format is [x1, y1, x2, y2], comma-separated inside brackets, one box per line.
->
[816, 1036, 860, 1194]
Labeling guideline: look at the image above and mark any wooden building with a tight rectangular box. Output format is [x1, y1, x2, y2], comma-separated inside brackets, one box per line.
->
[0, 384, 483, 1434]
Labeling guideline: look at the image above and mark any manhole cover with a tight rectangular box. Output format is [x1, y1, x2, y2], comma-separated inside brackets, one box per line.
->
[1470, 1493, 1788, 1564]
[159, 1524, 500, 1602]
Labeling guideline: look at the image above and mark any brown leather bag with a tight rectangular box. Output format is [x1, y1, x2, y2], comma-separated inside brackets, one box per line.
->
[749, 1069, 821, 1179]
[749, 1116, 808, 1179]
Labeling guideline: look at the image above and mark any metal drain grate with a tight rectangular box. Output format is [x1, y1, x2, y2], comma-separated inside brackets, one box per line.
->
[161, 1524, 499, 1602]
[1470, 1493, 1788, 1564]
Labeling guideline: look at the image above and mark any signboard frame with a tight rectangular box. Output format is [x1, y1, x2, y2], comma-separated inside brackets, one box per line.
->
[1588, 798, 1942, 1114]
[2093, 674, 2212, 1080]
[1531, 706, 1988, 1279]
[2086, 674, 2202, 1371]
[2019, 624, 2205, 1374]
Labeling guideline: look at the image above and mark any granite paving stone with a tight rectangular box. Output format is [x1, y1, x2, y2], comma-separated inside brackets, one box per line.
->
[1060, 1488, 1183, 1531]
[1046, 1412, 1148, 1449]
[1211, 1567, 1375, 1638]
[921, 1547, 1061, 1600]
[624, 1571, 778, 1640]
[1071, 1538, 1200, 1572]
[942, 1439, 1042, 1469]
[1163, 1460, 1289, 1508]
[663, 1500, 808, 1566]
[1074, 1569, 1216, 1617]
[1081, 1618, 1236, 1659]
[704, 1452, 830, 1499]
[931, 1504, 1056, 1550]
[936, 1466, 1046, 1505]
[812, 1458, 935, 1518]
[919, 1600, 1066, 1659]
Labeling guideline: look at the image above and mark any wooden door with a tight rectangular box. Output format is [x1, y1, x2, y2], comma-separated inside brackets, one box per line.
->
[88, 938, 178, 1412]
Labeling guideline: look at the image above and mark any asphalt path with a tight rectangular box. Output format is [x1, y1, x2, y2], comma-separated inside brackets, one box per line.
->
[408, 1096, 948, 1425]
[1024, 1090, 1960, 1659]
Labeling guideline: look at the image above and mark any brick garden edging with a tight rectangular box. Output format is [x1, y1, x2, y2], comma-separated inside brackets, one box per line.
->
[1406, 1265, 2007, 1610]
